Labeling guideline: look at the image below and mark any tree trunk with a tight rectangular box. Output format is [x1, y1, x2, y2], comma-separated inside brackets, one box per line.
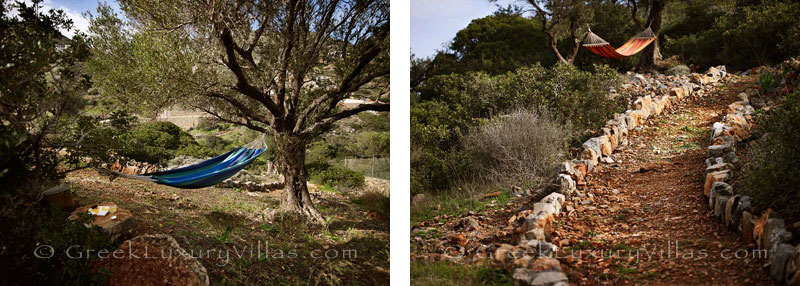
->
[274, 132, 325, 223]
[638, 0, 665, 69]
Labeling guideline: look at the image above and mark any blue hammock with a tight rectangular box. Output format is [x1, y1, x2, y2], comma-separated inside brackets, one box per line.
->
[115, 146, 267, 189]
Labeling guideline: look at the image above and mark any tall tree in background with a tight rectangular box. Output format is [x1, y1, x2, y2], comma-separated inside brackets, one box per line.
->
[638, 0, 665, 68]
[88, 0, 389, 222]
[0, 1, 115, 196]
[516, 0, 592, 65]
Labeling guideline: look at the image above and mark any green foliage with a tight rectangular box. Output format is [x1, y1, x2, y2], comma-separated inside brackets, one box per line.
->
[741, 92, 800, 221]
[306, 141, 337, 168]
[118, 121, 213, 164]
[355, 112, 390, 132]
[351, 131, 390, 157]
[759, 72, 779, 94]
[0, 0, 117, 195]
[663, 0, 800, 70]
[309, 165, 365, 189]
[410, 260, 512, 286]
[410, 191, 513, 225]
[411, 63, 621, 194]
[430, 11, 555, 76]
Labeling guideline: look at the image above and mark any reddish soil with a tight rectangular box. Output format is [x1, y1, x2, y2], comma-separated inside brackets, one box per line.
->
[555, 77, 775, 285]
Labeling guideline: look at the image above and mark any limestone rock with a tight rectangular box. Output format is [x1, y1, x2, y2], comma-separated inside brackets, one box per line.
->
[533, 202, 558, 217]
[582, 138, 603, 160]
[705, 163, 733, 175]
[524, 213, 554, 235]
[753, 210, 774, 249]
[715, 195, 729, 220]
[581, 148, 599, 165]
[724, 195, 740, 228]
[704, 171, 730, 197]
[529, 257, 561, 272]
[708, 142, 734, 158]
[524, 228, 546, 241]
[741, 211, 756, 244]
[728, 101, 755, 116]
[524, 240, 558, 258]
[709, 182, 732, 210]
[771, 243, 796, 283]
[42, 184, 76, 209]
[512, 268, 568, 286]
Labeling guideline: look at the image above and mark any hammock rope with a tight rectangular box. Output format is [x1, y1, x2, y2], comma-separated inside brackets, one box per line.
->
[583, 27, 656, 59]
[98, 134, 268, 189]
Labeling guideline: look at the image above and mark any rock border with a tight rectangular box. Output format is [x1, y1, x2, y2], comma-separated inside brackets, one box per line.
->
[496, 66, 731, 286]
[700, 84, 799, 285]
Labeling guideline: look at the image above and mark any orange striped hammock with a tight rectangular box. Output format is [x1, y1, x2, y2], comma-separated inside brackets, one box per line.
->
[583, 27, 656, 60]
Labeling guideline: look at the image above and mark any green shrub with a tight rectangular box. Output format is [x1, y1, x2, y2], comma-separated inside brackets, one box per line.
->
[309, 165, 365, 189]
[118, 121, 211, 164]
[355, 112, 390, 132]
[662, 1, 800, 70]
[411, 63, 620, 194]
[194, 117, 230, 132]
[740, 92, 800, 221]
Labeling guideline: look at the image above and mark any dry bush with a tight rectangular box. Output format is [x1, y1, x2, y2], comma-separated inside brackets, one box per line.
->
[461, 109, 571, 190]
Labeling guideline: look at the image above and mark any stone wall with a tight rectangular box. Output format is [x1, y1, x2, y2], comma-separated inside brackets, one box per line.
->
[699, 59, 800, 286]
[483, 66, 732, 286]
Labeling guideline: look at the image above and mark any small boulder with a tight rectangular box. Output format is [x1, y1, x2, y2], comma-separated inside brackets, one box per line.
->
[42, 184, 76, 209]
[704, 171, 730, 197]
[512, 268, 568, 286]
[528, 257, 562, 272]
[771, 243, 796, 283]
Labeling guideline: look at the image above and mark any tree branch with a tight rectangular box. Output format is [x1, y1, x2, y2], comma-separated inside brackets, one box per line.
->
[219, 27, 283, 118]
[302, 102, 389, 135]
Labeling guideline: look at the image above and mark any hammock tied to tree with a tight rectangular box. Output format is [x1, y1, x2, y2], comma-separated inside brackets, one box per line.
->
[583, 27, 656, 60]
[103, 134, 268, 189]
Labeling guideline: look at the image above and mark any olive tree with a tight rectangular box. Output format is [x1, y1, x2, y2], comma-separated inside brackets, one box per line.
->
[88, 0, 389, 222]
[505, 0, 592, 65]
[0, 1, 117, 196]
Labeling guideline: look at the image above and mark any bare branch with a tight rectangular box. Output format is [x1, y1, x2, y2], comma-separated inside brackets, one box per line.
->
[219, 27, 283, 118]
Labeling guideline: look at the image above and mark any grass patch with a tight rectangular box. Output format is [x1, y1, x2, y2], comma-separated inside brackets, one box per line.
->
[351, 191, 390, 219]
[411, 260, 511, 286]
[410, 191, 512, 225]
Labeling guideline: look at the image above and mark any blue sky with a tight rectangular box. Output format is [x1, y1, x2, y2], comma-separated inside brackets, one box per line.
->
[18, 0, 122, 38]
[411, 0, 515, 59]
[33, 0, 513, 54]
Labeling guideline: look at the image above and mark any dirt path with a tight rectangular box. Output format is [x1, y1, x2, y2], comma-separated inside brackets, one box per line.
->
[556, 77, 774, 285]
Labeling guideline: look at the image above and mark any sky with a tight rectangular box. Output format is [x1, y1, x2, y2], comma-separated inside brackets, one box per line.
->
[411, 0, 516, 59]
[27, 0, 514, 55]
[13, 0, 123, 38]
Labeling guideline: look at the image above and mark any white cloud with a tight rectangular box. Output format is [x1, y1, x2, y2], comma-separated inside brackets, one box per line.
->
[9, 0, 90, 38]
[57, 8, 90, 38]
